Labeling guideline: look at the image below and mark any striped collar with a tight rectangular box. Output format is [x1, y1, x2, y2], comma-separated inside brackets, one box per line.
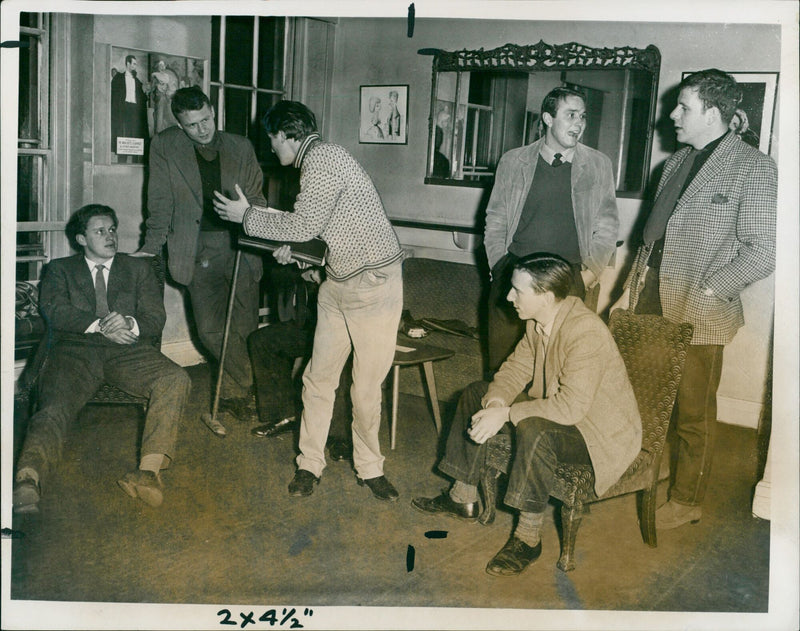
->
[294, 133, 321, 168]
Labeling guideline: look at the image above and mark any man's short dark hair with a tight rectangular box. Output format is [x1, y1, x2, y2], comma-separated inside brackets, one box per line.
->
[65, 204, 118, 251]
[540, 86, 586, 119]
[680, 69, 742, 125]
[261, 100, 318, 140]
[512, 252, 574, 300]
[125, 54, 136, 66]
[171, 86, 212, 118]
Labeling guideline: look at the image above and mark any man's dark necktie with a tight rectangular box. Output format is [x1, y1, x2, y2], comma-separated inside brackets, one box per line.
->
[94, 264, 109, 318]
[551, 153, 563, 167]
[642, 149, 699, 244]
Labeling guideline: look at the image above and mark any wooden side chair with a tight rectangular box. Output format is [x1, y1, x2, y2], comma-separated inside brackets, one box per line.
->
[478, 310, 693, 571]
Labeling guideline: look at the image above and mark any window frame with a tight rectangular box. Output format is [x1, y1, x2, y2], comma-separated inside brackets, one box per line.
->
[16, 13, 66, 282]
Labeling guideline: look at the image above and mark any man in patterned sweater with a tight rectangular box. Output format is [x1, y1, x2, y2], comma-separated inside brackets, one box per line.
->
[214, 100, 404, 502]
[612, 69, 777, 529]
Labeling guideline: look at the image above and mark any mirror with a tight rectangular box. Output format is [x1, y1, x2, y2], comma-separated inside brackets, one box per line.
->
[423, 41, 661, 197]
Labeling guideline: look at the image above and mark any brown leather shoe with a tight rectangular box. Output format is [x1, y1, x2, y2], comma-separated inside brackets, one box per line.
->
[118, 470, 164, 507]
[485, 535, 542, 577]
[411, 491, 478, 521]
[288, 469, 319, 497]
[655, 500, 702, 529]
[13, 477, 41, 514]
[357, 475, 399, 502]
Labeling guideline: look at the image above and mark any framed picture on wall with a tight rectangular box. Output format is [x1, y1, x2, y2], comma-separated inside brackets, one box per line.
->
[104, 46, 208, 165]
[681, 71, 779, 154]
[359, 85, 408, 144]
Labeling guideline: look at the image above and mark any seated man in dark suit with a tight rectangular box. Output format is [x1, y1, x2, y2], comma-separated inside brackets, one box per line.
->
[412, 253, 641, 576]
[13, 204, 191, 513]
[248, 263, 353, 462]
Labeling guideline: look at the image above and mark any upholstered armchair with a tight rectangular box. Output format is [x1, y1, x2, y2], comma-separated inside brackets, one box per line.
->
[478, 310, 693, 571]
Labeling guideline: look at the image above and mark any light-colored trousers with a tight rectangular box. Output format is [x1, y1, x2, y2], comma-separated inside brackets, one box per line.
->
[297, 261, 403, 479]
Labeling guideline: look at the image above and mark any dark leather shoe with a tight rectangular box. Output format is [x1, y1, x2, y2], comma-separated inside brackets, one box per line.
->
[13, 477, 41, 514]
[357, 475, 399, 502]
[251, 417, 298, 438]
[485, 535, 542, 577]
[118, 470, 164, 507]
[327, 437, 352, 462]
[412, 491, 479, 521]
[288, 469, 319, 497]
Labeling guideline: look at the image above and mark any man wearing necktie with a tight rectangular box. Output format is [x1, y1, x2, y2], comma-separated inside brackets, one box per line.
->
[413, 253, 641, 577]
[484, 86, 620, 372]
[612, 69, 777, 529]
[13, 205, 191, 513]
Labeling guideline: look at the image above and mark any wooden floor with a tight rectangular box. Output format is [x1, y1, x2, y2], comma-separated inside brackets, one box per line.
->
[7, 363, 772, 630]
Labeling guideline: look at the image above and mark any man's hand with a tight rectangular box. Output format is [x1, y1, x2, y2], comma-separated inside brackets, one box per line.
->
[301, 268, 322, 285]
[273, 244, 293, 266]
[213, 183, 250, 224]
[610, 287, 630, 313]
[130, 250, 155, 258]
[468, 406, 510, 444]
[99, 312, 138, 344]
[580, 268, 598, 290]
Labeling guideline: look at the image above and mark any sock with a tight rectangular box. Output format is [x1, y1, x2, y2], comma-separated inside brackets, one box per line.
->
[139, 453, 164, 474]
[515, 511, 545, 547]
[16, 466, 39, 485]
[449, 480, 479, 504]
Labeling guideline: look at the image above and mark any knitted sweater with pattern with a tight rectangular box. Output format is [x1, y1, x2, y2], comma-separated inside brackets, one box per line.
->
[242, 134, 402, 281]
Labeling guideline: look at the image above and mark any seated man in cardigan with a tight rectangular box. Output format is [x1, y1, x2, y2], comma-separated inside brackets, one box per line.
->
[13, 204, 191, 513]
[412, 253, 641, 577]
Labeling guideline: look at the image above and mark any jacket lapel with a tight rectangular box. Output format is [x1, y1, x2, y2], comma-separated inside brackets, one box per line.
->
[72, 255, 96, 307]
[173, 131, 203, 209]
[106, 256, 131, 310]
[676, 131, 737, 206]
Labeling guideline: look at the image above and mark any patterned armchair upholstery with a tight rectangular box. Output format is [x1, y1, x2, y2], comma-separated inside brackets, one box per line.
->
[478, 310, 693, 571]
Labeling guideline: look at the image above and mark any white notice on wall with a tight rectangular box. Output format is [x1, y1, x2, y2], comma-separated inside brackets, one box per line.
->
[116, 137, 145, 156]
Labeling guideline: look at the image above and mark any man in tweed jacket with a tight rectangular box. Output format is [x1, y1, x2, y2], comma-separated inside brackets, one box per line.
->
[613, 69, 777, 529]
[413, 254, 640, 576]
[138, 87, 266, 417]
[213, 101, 404, 503]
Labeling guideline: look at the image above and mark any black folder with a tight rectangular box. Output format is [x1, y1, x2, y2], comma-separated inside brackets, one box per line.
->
[238, 233, 328, 266]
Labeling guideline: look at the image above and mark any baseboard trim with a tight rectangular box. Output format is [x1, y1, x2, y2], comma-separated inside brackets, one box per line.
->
[717, 395, 762, 429]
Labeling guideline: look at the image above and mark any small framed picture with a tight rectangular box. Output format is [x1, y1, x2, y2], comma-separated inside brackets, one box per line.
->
[359, 85, 408, 144]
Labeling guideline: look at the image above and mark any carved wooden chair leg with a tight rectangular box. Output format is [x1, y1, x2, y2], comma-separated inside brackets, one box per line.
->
[557, 499, 583, 572]
[478, 467, 500, 525]
[640, 482, 659, 547]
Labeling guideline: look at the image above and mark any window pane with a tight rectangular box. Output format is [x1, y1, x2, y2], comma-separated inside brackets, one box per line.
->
[224, 16, 254, 85]
[17, 154, 43, 222]
[224, 87, 252, 137]
[211, 16, 220, 83]
[257, 17, 284, 90]
[20, 12, 39, 29]
[18, 33, 40, 142]
[254, 92, 283, 163]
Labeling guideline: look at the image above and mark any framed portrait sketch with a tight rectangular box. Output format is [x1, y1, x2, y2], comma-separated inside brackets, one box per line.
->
[102, 46, 208, 165]
[682, 71, 778, 154]
[359, 85, 408, 144]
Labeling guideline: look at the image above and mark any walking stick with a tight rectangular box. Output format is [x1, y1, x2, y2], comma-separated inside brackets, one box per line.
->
[201, 248, 242, 437]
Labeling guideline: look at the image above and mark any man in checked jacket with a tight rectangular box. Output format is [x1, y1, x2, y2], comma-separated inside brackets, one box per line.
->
[213, 101, 404, 503]
[612, 69, 777, 530]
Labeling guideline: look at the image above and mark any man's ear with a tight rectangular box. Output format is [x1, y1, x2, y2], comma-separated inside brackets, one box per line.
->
[75, 234, 87, 248]
[541, 112, 553, 130]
